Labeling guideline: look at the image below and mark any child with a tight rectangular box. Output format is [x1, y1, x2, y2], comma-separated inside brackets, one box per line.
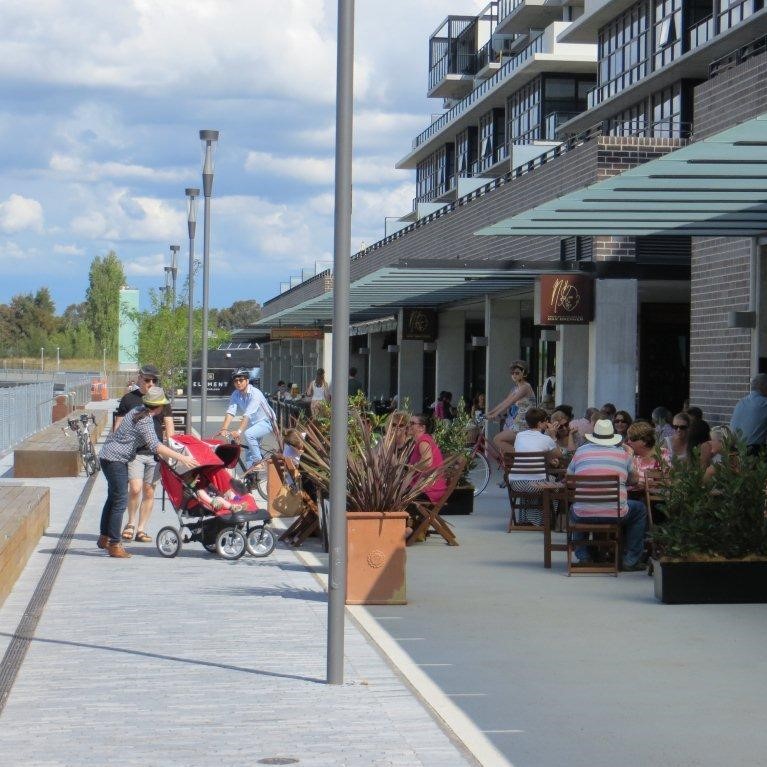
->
[189, 477, 255, 513]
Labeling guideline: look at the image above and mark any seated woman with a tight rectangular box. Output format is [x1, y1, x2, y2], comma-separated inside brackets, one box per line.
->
[549, 409, 580, 465]
[433, 391, 455, 420]
[507, 407, 561, 526]
[487, 360, 536, 458]
[702, 425, 736, 483]
[625, 420, 670, 487]
[405, 414, 447, 538]
[613, 410, 633, 442]
[665, 411, 692, 461]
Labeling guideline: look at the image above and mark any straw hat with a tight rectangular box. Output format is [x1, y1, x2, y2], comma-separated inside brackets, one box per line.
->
[585, 418, 622, 446]
[142, 386, 169, 407]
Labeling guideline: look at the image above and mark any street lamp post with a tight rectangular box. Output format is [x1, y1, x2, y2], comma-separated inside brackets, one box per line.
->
[56, 347, 60, 371]
[169, 244, 180, 306]
[199, 129, 219, 435]
[40, 347, 44, 372]
[102, 347, 106, 378]
[185, 187, 200, 435]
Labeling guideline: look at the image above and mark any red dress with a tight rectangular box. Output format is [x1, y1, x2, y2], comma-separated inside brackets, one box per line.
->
[408, 433, 447, 503]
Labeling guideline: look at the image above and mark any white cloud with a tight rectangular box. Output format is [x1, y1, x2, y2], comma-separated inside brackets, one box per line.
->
[123, 252, 166, 277]
[53, 243, 84, 255]
[50, 152, 187, 183]
[0, 240, 38, 262]
[0, 194, 44, 233]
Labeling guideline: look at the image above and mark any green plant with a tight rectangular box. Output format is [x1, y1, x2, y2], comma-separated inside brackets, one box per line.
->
[432, 398, 474, 484]
[299, 407, 451, 514]
[651, 440, 767, 560]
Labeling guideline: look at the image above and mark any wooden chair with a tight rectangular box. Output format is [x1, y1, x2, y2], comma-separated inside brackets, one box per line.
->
[644, 468, 669, 529]
[503, 451, 551, 531]
[565, 474, 622, 576]
[407, 456, 465, 547]
[272, 454, 321, 547]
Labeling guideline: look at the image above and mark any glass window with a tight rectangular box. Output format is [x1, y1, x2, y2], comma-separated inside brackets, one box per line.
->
[545, 78, 575, 98]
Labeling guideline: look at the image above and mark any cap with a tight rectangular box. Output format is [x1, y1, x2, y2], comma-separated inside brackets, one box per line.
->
[139, 364, 160, 378]
[142, 386, 170, 407]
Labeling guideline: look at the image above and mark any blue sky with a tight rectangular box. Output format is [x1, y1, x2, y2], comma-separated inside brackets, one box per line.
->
[0, 0, 484, 313]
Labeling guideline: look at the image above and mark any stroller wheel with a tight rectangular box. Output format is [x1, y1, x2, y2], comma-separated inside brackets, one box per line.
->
[156, 526, 181, 558]
[246, 525, 276, 558]
[215, 527, 246, 560]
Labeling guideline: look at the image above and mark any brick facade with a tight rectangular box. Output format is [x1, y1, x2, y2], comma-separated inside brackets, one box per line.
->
[689, 51, 767, 423]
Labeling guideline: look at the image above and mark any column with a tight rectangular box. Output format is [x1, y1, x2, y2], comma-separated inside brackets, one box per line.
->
[588, 279, 638, 412]
[436, 310, 464, 403]
[398, 309, 424, 411]
[322, 332, 333, 383]
[556, 324, 590, 416]
[485, 296, 521, 434]
[368, 332, 389, 401]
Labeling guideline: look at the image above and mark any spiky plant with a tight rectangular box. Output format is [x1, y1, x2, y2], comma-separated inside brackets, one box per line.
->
[300, 409, 452, 513]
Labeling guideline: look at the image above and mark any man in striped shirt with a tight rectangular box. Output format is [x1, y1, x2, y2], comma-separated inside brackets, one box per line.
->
[566, 419, 648, 571]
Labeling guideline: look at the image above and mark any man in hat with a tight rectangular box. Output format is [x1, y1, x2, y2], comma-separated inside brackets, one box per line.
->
[113, 364, 175, 543]
[566, 418, 648, 570]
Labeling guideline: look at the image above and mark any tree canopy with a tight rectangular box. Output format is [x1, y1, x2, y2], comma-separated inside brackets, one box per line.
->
[85, 250, 125, 358]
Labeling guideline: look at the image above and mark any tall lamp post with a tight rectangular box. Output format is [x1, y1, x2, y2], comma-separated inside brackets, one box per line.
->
[185, 187, 200, 435]
[56, 347, 60, 372]
[169, 245, 180, 306]
[102, 347, 106, 378]
[199, 129, 219, 435]
[40, 347, 44, 372]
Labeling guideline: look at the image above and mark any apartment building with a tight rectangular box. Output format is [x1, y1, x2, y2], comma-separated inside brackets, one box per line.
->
[258, 0, 767, 423]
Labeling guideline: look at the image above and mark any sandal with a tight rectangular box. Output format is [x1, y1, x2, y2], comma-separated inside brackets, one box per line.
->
[134, 530, 152, 543]
[121, 524, 135, 541]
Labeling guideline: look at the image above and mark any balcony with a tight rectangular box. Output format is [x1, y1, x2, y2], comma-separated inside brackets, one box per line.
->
[497, 0, 578, 35]
[544, 110, 582, 140]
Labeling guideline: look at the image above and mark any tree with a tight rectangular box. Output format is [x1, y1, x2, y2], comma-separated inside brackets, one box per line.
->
[216, 299, 262, 330]
[85, 251, 125, 359]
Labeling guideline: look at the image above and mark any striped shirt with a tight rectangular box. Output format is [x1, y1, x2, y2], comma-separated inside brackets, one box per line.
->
[566, 443, 633, 517]
[100, 406, 161, 463]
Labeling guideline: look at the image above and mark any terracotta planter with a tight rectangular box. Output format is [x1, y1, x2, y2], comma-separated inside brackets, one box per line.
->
[652, 558, 767, 604]
[346, 511, 408, 605]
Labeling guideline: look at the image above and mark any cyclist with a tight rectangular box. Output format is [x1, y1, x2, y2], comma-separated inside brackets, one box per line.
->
[114, 364, 174, 543]
[218, 368, 276, 473]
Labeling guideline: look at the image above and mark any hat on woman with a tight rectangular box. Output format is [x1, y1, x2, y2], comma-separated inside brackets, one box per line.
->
[585, 418, 622, 446]
[143, 386, 169, 407]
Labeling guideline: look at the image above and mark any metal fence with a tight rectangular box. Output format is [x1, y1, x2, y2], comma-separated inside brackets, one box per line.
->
[0, 371, 95, 454]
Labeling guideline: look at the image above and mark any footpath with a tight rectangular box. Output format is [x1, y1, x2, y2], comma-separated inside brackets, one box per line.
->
[0, 401, 491, 767]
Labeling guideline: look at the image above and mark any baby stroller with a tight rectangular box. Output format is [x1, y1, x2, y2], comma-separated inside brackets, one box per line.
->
[156, 434, 276, 560]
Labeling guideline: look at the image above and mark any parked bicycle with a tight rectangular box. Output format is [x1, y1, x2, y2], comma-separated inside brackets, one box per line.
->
[62, 413, 100, 476]
[466, 413, 507, 496]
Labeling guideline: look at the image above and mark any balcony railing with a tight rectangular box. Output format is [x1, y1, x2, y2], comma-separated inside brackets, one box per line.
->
[413, 33, 545, 150]
[719, 0, 761, 33]
[497, 0, 524, 24]
[429, 51, 478, 92]
[687, 14, 715, 50]
[710, 32, 767, 76]
[544, 111, 582, 140]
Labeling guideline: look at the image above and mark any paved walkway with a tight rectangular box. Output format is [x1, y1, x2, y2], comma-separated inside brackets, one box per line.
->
[0, 404, 486, 767]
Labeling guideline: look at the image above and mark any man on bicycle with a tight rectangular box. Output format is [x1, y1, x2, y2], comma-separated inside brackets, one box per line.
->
[218, 368, 275, 473]
[114, 364, 174, 543]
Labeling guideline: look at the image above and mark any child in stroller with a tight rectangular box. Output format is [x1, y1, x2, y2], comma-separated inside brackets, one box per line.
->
[156, 434, 276, 560]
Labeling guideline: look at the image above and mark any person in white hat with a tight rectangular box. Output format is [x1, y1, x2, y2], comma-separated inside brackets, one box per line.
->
[566, 418, 648, 571]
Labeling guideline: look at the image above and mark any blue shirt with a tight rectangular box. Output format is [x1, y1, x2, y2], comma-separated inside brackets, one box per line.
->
[226, 384, 275, 424]
[730, 391, 767, 447]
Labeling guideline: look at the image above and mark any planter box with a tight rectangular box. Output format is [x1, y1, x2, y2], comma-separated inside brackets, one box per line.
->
[652, 558, 767, 604]
[440, 485, 475, 515]
[346, 511, 408, 605]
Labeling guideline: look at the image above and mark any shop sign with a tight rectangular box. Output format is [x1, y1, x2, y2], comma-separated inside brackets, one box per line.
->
[539, 274, 594, 324]
[401, 308, 437, 341]
[270, 327, 324, 340]
[191, 368, 238, 396]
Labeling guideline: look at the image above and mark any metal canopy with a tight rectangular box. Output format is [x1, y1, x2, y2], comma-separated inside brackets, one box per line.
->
[257, 263, 543, 327]
[476, 112, 767, 237]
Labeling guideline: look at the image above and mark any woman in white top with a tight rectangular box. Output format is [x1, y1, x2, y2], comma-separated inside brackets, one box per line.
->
[305, 368, 331, 418]
[507, 407, 561, 526]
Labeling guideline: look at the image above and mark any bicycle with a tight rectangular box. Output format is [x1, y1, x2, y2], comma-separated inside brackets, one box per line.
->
[219, 431, 271, 501]
[466, 413, 507, 496]
[62, 413, 100, 476]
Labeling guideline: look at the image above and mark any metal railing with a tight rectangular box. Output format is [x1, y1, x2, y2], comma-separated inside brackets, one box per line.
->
[0, 381, 54, 455]
[268, 396, 310, 431]
[710, 32, 767, 77]
[544, 111, 582, 140]
[428, 51, 477, 91]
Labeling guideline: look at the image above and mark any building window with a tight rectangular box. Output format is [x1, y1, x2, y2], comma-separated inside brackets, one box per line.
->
[456, 127, 478, 177]
[609, 99, 648, 136]
[653, 0, 682, 69]
[651, 82, 682, 137]
[507, 77, 542, 144]
[597, 0, 649, 102]
[541, 74, 595, 139]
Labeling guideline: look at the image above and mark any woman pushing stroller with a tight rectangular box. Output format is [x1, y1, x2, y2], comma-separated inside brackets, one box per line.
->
[98, 387, 199, 558]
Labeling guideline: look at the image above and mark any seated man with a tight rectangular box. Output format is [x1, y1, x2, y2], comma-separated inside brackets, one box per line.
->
[566, 418, 648, 571]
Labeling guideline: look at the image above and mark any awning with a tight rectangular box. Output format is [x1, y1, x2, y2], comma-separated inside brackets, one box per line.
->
[256, 260, 547, 327]
[476, 112, 767, 237]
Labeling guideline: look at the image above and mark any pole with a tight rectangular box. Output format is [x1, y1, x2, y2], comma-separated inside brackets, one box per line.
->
[185, 188, 199, 435]
[102, 348, 106, 378]
[56, 347, 60, 372]
[40, 348, 44, 372]
[327, 0, 354, 685]
[199, 130, 218, 435]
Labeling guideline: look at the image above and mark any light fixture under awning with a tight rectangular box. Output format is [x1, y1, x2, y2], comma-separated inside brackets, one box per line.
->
[476, 112, 767, 238]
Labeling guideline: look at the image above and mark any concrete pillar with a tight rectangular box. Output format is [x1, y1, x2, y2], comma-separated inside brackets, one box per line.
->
[398, 309, 424, 411]
[322, 333, 333, 384]
[556, 324, 590, 416]
[368, 332, 389, 401]
[485, 296, 521, 433]
[436, 310, 464, 403]
[588, 279, 638, 413]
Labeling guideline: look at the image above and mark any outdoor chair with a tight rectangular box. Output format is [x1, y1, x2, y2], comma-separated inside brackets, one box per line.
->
[272, 454, 321, 547]
[644, 468, 669, 529]
[503, 451, 551, 532]
[565, 474, 622, 576]
[407, 456, 465, 547]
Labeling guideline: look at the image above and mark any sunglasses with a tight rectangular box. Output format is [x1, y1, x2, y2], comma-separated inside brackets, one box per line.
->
[233, 376, 248, 382]
[614, 419, 628, 424]
[409, 421, 423, 426]
[141, 377, 158, 384]
[673, 424, 688, 430]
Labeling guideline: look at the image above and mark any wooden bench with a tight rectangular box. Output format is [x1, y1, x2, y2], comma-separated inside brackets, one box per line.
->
[13, 410, 107, 478]
[0, 485, 50, 607]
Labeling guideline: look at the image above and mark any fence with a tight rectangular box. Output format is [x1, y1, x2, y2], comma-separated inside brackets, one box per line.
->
[0, 372, 95, 454]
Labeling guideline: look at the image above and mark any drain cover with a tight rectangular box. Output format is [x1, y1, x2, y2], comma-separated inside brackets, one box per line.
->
[257, 759, 299, 765]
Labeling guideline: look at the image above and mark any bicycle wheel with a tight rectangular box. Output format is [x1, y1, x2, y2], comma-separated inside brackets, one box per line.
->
[83, 440, 100, 476]
[467, 453, 491, 496]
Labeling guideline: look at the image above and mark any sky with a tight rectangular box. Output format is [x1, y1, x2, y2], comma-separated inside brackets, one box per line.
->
[0, 0, 487, 313]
